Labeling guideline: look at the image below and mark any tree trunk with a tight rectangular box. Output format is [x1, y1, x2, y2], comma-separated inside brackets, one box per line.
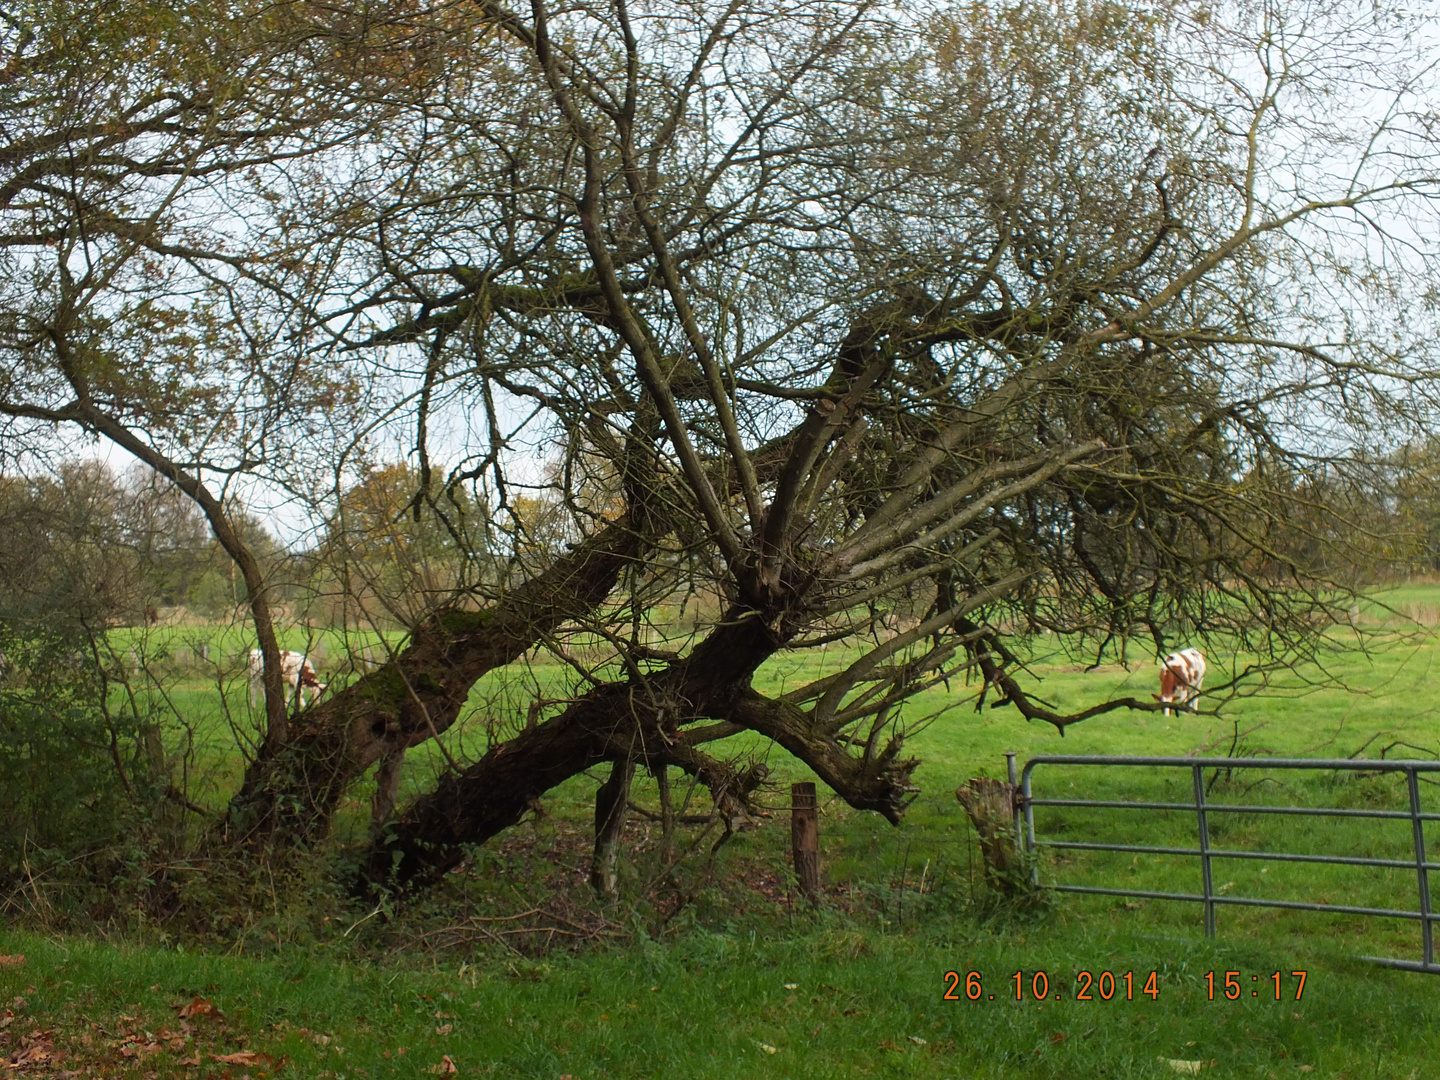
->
[359, 605, 916, 896]
[655, 764, 674, 866]
[222, 514, 645, 847]
[590, 759, 635, 897]
[362, 686, 621, 892]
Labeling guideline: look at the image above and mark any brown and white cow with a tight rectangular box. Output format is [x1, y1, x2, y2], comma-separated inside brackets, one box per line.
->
[1155, 648, 1205, 716]
[248, 648, 327, 708]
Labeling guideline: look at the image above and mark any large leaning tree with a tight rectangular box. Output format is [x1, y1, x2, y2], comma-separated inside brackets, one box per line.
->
[5, 0, 1439, 895]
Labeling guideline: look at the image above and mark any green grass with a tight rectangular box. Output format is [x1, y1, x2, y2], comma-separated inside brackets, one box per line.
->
[11, 588, 1440, 1076]
[5, 919, 1440, 1078]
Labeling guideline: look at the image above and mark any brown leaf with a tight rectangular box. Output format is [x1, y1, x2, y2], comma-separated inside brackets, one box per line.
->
[11, 1046, 50, 1066]
[425, 1054, 458, 1074]
[210, 1051, 275, 1066]
[177, 997, 223, 1020]
[0, 956, 24, 967]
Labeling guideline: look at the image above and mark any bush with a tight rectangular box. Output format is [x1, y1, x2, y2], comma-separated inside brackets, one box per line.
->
[0, 629, 169, 899]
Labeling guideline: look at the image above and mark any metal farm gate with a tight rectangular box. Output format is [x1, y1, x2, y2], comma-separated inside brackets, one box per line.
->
[1016, 755, 1440, 974]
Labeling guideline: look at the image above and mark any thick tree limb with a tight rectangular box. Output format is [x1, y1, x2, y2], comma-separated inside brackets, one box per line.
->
[225, 512, 648, 843]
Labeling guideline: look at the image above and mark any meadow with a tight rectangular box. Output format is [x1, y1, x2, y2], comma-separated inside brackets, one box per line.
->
[6, 587, 1440, 1077]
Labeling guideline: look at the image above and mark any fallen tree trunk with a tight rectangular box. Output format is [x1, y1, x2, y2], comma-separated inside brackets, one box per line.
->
[359, 607, 782, 893]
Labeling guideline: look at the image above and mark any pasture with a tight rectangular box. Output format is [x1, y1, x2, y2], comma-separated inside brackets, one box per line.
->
[6, 587, 1440, 1076]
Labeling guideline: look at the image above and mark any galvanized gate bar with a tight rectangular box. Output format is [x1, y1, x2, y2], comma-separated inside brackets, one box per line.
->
[1032, 798, 1440, 821]
[1194, 764, 1215, 937]
[1024, 754, 1440, 772]
[1045, 840, 1440, 871]
[1019, 754, 1440, 974]
[1408, 768, 1435, 967]
[1048, 884, 1433, 921]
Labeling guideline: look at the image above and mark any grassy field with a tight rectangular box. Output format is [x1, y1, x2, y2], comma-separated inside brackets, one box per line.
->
[7, 588, 1440, 1076]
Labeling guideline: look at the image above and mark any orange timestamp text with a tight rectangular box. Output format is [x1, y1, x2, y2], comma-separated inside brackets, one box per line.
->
[943, 969, 1160, 1002]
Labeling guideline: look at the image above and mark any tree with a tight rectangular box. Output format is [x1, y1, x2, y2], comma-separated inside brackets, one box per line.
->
[224, 0, 1440, 892]
[0, 464, 171, 878]
[5, 0, 1440, 901]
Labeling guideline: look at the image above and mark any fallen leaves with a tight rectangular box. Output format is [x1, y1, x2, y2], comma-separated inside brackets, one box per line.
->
[118, 1037, 163, 1058]
[0, 956, 25, 967]
[210, 1049, 281, 1068]
[426, 1053, 458, 1073]
[4, 1029, 58, 1073]
[176, 996, 223, 1020]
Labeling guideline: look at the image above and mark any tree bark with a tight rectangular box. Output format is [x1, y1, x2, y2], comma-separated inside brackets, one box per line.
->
[223, 513, 646, 846]
[590, 759, 635, 897]
[955, 777, 1026, 896]
[369, 749, 405, 842]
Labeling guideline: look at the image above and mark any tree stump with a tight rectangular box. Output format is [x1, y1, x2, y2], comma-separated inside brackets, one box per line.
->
[956, 777, 1026, 896]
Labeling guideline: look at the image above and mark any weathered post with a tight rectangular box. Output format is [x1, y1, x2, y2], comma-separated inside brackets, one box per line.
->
[791, 781, 821, 906]
[956, 758, 1026, 897]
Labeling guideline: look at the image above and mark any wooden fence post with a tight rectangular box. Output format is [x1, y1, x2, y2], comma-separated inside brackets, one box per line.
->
[791, 781, 821, 906]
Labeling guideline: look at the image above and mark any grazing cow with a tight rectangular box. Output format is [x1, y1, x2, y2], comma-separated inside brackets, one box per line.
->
[1156, 648, 1205, 716]
[248, 648, 327, 708]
